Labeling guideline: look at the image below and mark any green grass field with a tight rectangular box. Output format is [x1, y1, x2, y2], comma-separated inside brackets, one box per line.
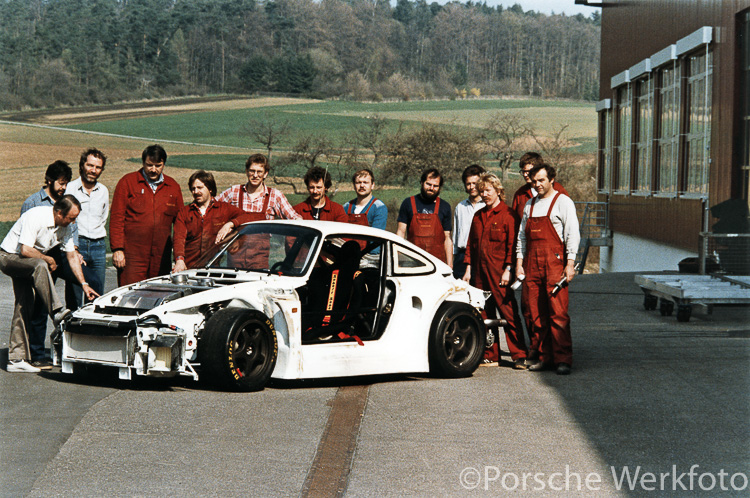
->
[68, 98, 596, 152]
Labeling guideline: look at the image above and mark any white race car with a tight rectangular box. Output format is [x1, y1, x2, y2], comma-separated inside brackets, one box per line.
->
[55, 221, 490, 391]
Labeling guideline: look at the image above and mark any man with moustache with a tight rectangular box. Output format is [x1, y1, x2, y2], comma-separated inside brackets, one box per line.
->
[66, 148, 109, 299]
[20, 160, 78, 369]
[516, 164, 579, 376]
[342, 168, 388, 230]
[293, 167, 348, 222]
[110, 144, 183, 286]
[396, 168, 453, 265]
[511, 152, 569, 221]
[173, 170, 252, 272]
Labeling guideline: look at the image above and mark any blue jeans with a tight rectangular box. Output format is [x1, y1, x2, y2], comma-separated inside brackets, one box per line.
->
[453, 248, 467, 280]
[75, 236, 107, 297]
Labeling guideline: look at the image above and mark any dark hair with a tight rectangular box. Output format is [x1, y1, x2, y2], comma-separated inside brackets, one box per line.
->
[529, 163, 556, 181]
[53, 194, 81, 216]
[420, 168, 443, 187]
[352, 168, 375, 184]
[304, 166, 332, 189]
[188, 170, 217, 196]
[142, 144, 167, 164]
[45, 160, 72, 184]
[519, 152, 543, 170]
[79, 148, 107, 172]
[461, 164, 485, 184]
[245, 153, 269, 172]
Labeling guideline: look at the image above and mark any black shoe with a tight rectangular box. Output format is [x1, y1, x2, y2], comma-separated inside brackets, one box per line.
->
[556, 363, 571, 375]
[528, 361, 553, 372]
[513, 358, 527, 370]
[30, 359, 53, 371]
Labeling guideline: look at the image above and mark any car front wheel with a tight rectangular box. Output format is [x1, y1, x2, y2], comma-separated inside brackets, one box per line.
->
[200, 308, 278, 391]
[428, 302, 484, 377]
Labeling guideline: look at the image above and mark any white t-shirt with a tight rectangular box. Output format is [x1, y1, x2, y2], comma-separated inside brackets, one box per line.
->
[0, 206, 75, 254]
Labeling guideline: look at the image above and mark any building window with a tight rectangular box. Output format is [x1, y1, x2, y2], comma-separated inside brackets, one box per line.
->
[597, 108, 612, 193]
[656, 63, 680, 195]
[614, 85, 632, 193]
[683, 48, 712, 196]
[740, 11, 750, 203]
[634, 76, 653, 193]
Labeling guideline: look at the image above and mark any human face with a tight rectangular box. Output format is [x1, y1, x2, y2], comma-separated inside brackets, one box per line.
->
[245, 163, 268, 188]
[531, 169, 554, 198]
[306, 178, 327, 205]
[55, 205, 80, 227]
[520, 164, 534, 185]
[354, 174, 373, 198]
[142, 157, 165, 181]
[46, 177, 69, 201]
[479, 183, 500, 207]
[80, 155, 104, 185]
[420, 175, 441, 201]
[464, 175, 480, 198]
[191, 179, 212, 207]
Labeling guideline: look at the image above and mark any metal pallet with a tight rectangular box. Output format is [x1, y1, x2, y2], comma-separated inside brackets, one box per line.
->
[634, 274, 750, 322]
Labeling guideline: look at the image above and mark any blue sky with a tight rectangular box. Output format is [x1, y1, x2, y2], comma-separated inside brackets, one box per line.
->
[437, 0, 599, 17]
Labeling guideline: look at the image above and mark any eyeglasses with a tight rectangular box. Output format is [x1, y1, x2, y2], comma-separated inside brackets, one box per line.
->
[520, 169, 533, 175]
[247, 170, 265, 177]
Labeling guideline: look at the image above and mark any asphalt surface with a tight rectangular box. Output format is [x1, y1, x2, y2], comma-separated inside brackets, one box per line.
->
[1, 269, 748, 497]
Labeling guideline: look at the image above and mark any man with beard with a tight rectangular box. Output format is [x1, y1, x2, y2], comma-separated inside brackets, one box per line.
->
[342, 168, 388, 230]
[396, 168, 453, 265]
[293, 167, 348, 222]
[66, 148, 109, 300]
[20, 160, 78, 369]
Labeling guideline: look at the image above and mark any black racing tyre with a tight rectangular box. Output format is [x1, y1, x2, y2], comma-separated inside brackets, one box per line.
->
[428, 302, 485, 377]
[199, 308, 278, 391]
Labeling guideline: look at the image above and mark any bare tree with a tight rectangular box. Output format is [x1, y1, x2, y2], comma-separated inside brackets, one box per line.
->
[270, 134, 335, 195]
[348, 114, 391, 168]
[531, 124, 597, 202]
[479, 112, 533, 184]
[240, 113, 291, 161]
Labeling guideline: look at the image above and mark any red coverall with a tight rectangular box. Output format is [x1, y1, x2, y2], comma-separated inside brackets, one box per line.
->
[346, 200, 375, 226]
[110, 171, 183, 286]
[230, 188, 271, 269]
[523, 193, 573, 365]
[407, 196, 447, 263]
[465, 202, 527, 362]
[512, 181, 569, 343]
[173, 200, 253, 268]
[293, 197, 349, 222]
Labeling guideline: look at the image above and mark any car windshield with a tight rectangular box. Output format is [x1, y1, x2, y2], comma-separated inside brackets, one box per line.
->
[196, 223, 321, 276]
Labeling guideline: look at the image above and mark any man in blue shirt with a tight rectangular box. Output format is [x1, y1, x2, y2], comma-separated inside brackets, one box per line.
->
[342, 168, 388, 230]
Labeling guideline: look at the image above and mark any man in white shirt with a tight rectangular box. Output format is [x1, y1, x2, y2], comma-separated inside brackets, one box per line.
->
[66, 148, 109, 298]
[452, 164, 485, 279]
[0, 196, 98, 373]
[516, 164, 580, 376]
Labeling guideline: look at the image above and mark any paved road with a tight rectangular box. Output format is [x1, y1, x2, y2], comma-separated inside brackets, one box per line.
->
[1, 270, 748, 496]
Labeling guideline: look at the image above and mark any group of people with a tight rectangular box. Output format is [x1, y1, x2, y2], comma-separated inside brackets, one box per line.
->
[0, 145, 579, 376]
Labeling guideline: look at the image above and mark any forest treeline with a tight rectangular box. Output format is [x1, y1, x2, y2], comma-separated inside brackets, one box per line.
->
[0, 0, 600, 110]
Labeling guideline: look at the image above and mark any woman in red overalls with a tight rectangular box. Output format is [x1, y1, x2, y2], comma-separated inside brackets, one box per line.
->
[463, 173, 527, 369]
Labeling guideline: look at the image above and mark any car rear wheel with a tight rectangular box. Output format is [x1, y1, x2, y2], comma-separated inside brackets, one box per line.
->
[200, 308, 278, 391]
[428, 302, 484, 377]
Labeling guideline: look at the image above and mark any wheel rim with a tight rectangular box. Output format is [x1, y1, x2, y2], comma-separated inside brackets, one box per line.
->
[442, 314, 478, 367]
[230, 321, 270, 379]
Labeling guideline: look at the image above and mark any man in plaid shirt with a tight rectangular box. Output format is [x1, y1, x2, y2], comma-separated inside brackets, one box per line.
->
[216, 153, 301, 221]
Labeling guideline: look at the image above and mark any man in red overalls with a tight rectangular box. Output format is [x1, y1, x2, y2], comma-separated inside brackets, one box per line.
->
[463, 173, 527, 369]
[342, 169, 388, 230]
[396, 168, 453, 266]
[110, 144, 183, 286]
[516, 164, 580, 375]
[172, 170, 253, 272]
[293, 167, 348, 222]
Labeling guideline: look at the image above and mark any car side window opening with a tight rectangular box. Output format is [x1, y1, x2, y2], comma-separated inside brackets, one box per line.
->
[391, 244, 436, 276]
[300, 235, 385, 344]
